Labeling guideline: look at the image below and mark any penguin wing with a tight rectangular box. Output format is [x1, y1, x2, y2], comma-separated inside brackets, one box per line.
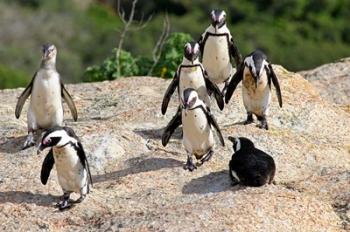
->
[229, 38, 243, 67]
[15, 72, 36, 119]
[267, 64, 283, 107]
[202, 106, 225, 146]
[162, 106, 182, 146]
[203, 71, 224, 110]
[225, 63, 244, 104]
[161, 72, 179, 115]
[40, 149, 55, 185]
[76, 142, 93, 186]
[61, 82, 78, 121]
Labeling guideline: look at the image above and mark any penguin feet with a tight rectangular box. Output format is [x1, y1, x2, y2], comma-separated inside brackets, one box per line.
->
[257, 116, 269, 130]
[243, 113, 254, 125]
[184, 157, 197, 172]
[22, 133, 35, 150]
[199, 150, 213, 165]
[56, 200, 72, 211]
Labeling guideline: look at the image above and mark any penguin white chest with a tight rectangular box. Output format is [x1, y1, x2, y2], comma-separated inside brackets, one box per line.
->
[53, 146, 87, 193]
[30, 70, 63, 128]
[242, 69, 271, 116]
[182, 109, 214, 159]
[179, 67, 210, 106]
[202, 35, 232, 84]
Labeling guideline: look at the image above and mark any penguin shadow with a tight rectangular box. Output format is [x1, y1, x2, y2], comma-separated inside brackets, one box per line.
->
[0, 135, 31, 154]
[222, 121, 247, 128]
[0, 191, 58, 207]
[93, 156, 184, 183]
[182, 170, 246, 194]
[133, 127, 182, 140]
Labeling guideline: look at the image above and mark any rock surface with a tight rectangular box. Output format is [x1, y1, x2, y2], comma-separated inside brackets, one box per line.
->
[299, 57, 350, 107]
[0, 64, 349, 231]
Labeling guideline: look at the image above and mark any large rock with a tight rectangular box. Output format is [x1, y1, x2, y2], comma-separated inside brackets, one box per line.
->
[0, 64, 349, 231]
[299, 57, 350, 107]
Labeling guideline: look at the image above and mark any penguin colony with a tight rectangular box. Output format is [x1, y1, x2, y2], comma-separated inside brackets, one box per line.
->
[14, 9, 280, 210]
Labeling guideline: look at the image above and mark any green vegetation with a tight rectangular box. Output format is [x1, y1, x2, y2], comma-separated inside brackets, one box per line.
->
[1, 0, 350, 88]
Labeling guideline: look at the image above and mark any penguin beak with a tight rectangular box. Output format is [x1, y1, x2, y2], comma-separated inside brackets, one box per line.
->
[37, 142, 48, 155]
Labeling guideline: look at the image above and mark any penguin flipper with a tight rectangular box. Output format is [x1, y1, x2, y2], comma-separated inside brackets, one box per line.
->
[225, 64, 243, 104]
[202, 106, 225, 146]
[61, 82, 78, 121]
[40, 149, 55, 185]
[15, 73, 36, 119]
[203, 71, 224, 110]
[161, 72, 179, 115]
[76, 142, 93, 187]
[229, 38, 243, 67]
[162, 106, 182, 146]
[267, 64, 283, 108]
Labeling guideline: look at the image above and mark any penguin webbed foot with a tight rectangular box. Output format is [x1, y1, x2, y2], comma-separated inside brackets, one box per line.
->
[56, 200, 72, 211]
[22, 134, 35, 150]
[257, 116, 269, 130]
[199, 150, 213, 165]
[243, 113, 254, 125]
[75, 194, 86, 203]
[184, 157, 197, 172]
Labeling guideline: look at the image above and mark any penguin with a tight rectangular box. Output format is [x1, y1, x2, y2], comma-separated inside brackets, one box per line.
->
[162, 88, 225, 171]
[198, 9, 242, 92]
[225, 50, 282, 130]
[228, 136, 275, 187]
[161, 42, 224, 115]
[15, 44, 78, 149]
[37, 126, 92, 210]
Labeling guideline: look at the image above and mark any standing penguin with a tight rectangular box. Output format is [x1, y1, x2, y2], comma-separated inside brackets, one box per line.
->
[37, 126, 92, 210]
[228, 136, 276, 187]
[225, 50, 282, 130]
[161, 42, 224, 115]
[198, 9, 242, 92]
[15, 44, 78, 149]
[162, 88, 224, 171]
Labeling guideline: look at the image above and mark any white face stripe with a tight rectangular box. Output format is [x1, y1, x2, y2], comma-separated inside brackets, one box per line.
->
[231, 170, 240, 182]
[193, 43, 199, 54]
[244, 56, 268, 77]
[218, 11, 226, 22]
[235, 137, 241, 152]
[44, 130, 77, 147]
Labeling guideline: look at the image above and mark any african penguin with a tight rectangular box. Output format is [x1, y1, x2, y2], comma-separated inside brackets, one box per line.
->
[15, 44, 78, 149]
[161, 41, 224, 115]
[162, 88, 225, 171]
[37, 126, 92, 210]
[228, 136, 275, 187]
[198, 9, 242, 92]
[225, 50, 282, 130]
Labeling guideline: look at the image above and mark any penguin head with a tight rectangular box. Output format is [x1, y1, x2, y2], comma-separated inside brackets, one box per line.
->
[210, 9, 226, 28]
[37, 126, 78, 154]
[183, 42, 200, 63]
[228, 136, 255, 152]
[182, 88, 199, 110]
[42, 43, 57, 61]
[244, 50, 268, 87]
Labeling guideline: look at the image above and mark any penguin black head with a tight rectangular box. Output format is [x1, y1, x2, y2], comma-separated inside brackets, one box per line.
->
[244, 49, 268, 86]
[37, 126, 78, 154]
[228, 136, 255, 152]
[42, 43, 57, 61]
[210, 9, 226, 28]
[183, 88, 198, 110]
[184, 42, 200, 63]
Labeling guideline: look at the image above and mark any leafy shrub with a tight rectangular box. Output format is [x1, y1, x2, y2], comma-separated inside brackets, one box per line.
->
[0, 65, 28, 89]
[84, 49, 139, 82]
[153, 32, 193, 78]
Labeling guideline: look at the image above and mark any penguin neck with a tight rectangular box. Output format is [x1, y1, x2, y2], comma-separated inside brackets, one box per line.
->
[182, 58, 200, 66]
[41, 58, 57, 70]
[208, 24, 228, 34]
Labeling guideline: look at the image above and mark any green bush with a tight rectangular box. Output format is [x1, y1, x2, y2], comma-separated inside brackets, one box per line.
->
[153, 32, 193, 78]
[0, 65, 28, 89]
[84, 49, 139, 82]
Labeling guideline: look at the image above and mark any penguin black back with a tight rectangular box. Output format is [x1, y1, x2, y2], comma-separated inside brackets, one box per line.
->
[228, 136, 276, 187]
